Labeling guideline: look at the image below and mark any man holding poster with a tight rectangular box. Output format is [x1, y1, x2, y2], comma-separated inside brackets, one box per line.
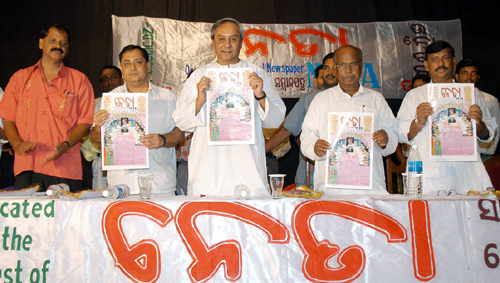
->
[397, 41, 496, 194]
[173, 18, 285, 197]
[301, 45, 397, 194]
[92, 45, 183, 195]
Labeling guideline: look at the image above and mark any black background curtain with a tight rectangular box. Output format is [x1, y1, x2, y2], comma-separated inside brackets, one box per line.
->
[1, 0, 498, 96]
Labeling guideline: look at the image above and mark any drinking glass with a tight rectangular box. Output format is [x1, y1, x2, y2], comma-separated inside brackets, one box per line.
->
[138, 174, 154, 200]
[269, 174, 286, 199]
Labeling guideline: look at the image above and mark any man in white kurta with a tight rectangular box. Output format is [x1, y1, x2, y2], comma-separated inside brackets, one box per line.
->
[301, 45, 397, 194]
[397, 42, 496, 194]
[92, 45, 183, 195]
[172, 18, 285, 196]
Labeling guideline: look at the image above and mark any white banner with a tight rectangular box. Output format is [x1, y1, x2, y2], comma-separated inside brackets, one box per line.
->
[0, 196, 499, 282]
[111, 16, 462, 99]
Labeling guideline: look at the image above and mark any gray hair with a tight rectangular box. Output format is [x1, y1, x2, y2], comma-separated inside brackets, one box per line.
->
[211, 18, 245, 40]
[333, 45, 363, 64]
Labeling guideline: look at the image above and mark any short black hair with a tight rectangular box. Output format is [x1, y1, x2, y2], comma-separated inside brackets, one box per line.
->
[425, 40, 455, 61]
[119, 45, 149, 62]
[314, 64, 323, 79]
[322, 52, 334, 65]
[100, 65, 122, 78]
[456, 58, 480, 74]
[411, 73, 431, 87]
[40, 23, 70, 42]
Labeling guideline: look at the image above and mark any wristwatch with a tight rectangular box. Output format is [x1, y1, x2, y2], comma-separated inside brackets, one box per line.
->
[158, 133, 166, 147]
[255, 91, 266, 101]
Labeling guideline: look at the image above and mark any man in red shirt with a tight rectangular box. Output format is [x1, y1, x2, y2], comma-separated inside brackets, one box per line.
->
[0, 24, 94, 191]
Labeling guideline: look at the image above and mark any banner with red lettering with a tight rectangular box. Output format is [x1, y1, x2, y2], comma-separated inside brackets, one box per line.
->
[0, 196, 499, 282]
[111, 16, 462, 99]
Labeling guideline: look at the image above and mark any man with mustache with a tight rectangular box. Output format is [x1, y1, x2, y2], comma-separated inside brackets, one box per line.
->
[265, 52, 337, 188]
[455, 58, 499, 160]
[301, 45, 397, 194]
[397, 41, 496, 194]
[173, 18, 285, 197]
[0, 24, 94, 191]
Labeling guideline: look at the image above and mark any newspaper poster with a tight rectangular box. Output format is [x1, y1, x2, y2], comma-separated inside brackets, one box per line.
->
[325, 112, 374, 190]
[206, 68, 255, 145]
[101, 93, 149, 170]
[428, 83, 477, 161]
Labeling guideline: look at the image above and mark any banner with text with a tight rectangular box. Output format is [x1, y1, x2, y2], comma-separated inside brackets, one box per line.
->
[0, 196, 499, 282]
[112, 16, 462, 99]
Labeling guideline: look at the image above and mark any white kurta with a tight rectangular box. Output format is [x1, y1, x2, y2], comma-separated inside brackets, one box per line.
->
[172, 60, 286, 197]
[105, 83, 177, 195]
[301, 85, 397, 195]
[477, 89, 500, 155]
[397, 84, 496, 194]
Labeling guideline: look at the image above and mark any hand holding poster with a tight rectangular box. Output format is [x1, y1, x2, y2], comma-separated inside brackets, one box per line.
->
[101, 93, 149, 170]
[325, 112, 374, 190]
[206, 68, 255, 145]
[428, 83, 477, 161]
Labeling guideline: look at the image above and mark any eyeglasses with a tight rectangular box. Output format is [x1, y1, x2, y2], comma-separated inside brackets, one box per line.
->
[336, 62, 361, 70]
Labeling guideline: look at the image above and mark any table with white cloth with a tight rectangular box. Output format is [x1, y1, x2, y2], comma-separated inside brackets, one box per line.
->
[0, 194, 499, 282]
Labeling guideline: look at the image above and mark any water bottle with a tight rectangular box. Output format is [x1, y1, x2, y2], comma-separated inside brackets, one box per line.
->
[234, 184, 251, 200]
[406, 145, 423, 197]
[46, 183, 70, 198]
[103, 184, 130, 199]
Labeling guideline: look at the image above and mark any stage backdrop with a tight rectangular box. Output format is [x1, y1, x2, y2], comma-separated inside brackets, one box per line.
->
[112, 15, 462, 99]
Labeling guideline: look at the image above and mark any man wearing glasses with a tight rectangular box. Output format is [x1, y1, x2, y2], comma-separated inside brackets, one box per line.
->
[301, 45, 397, 194]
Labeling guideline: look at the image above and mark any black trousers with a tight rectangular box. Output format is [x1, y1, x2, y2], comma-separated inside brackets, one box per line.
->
[15, 171, 83, 192]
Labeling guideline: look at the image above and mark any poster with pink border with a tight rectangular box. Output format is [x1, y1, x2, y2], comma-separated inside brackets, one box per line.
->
[101, 92, 149, 170]
[206, 68, 255, 145]
[428, 83, 477, 161]
[325, 112, 374, 190]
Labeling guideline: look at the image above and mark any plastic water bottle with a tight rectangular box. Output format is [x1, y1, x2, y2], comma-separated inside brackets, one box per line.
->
[234, 184, 250, 200]
[407, 145, 423, 197]
[103, 184, 130, 199]
[46, 183, 70, 198]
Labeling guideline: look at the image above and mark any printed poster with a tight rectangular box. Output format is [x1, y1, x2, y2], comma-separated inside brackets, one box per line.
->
[428, 83, 477, 161]
[206, 68, 255, 145]
[101, 93, 149, 170]
[325, 112, 374, 190]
